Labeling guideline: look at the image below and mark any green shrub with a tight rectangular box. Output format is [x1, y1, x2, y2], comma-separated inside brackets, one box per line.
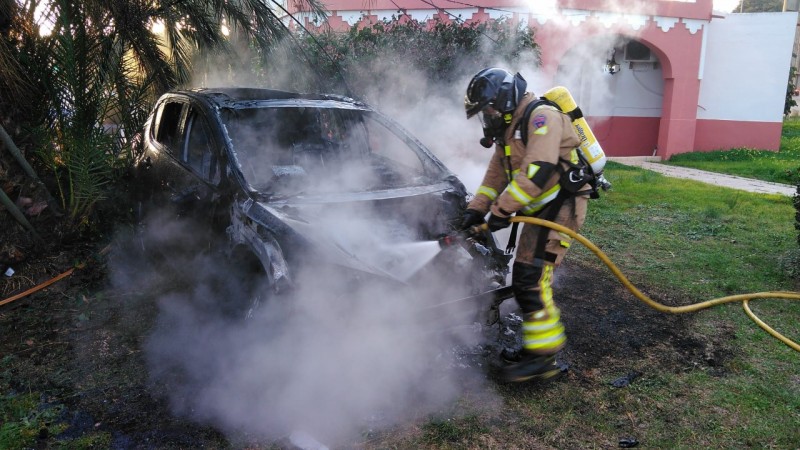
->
[290, 17, 539, 97]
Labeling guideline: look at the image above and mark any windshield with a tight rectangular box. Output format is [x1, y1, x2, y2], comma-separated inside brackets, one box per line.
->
[221, 106, 441, 196]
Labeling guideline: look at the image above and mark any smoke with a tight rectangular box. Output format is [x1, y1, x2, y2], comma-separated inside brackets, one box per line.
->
[189, 33, 324, 93]
[108, 203, 490, 446]
[114, 6, 654, 444]
[116, 52, 508, 442]
[130, 44, 509, 449]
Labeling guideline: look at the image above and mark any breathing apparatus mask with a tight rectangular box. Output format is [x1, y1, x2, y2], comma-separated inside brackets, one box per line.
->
[479, 109, 506, 148]
[465, 68, 527, 147]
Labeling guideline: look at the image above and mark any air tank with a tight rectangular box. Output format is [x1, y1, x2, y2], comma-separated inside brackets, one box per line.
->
[542, 86, 607, 174]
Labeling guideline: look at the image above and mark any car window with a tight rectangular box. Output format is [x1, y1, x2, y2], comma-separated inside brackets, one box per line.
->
[154, 101, 185, 154]
[184, 109, 219, 184]
[222, 106, 434, 195]
[359, 114, 426, 179]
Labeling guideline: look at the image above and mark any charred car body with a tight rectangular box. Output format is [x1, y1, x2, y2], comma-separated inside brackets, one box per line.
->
[133, 88, 511, 322]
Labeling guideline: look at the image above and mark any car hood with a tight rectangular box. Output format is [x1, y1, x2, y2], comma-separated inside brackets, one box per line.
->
[251, 183, 458, 283]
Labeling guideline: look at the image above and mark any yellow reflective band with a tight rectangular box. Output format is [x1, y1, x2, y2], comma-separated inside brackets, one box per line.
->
[520, 185, 561, 215]
[521, 204, 545, 215]
[525, 325, 564, 341]
[539, 264, 554, 308]
[508, 179, 535, 205]
[523, 331, 563, 346]
[525, 308, 560, 325]
[476, 186, 498, 200]
[504, 145, 512, 157]
[534, 125, 548, 135]
[560, 240, 571, 248]
[511, 169, 520, 177]
[504, 113, 513, 124]
[569, 149, 579, 164]
[523, 317, 562, 332]
[527, 163, 540, 179]
[523, 330, 566, 351]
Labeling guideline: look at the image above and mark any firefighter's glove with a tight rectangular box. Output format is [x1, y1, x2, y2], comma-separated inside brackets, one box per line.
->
[487, 206, 512, 232]
[460, 209, 486, 231]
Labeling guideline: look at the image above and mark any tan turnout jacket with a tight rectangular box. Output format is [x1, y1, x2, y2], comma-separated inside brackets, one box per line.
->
[467, 93, 581, 216]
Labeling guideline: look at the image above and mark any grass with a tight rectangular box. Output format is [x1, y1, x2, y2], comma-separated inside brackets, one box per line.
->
[662, 118, 800, 185]
[365, 161, 800, 449]
[0, 389, 113, 449]
[2, 158, 798, 448]
[575, 164, 797, 298]
[547, 165, 798, 448]
[576, 163, 799, 447]
[1, 353, 114, 449]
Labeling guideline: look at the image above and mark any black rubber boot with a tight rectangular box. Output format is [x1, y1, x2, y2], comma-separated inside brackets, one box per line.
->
[500, 353, 561, 383]
[500, 347, 523, 364]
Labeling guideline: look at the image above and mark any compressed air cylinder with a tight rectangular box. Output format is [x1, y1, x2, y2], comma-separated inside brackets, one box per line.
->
[542, 86, 607, 174]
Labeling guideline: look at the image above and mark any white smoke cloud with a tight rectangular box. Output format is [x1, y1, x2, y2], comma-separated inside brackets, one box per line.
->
[117, 58, 500, 444]
[117, 6, 655, 444]
[111, 205, 491, 445]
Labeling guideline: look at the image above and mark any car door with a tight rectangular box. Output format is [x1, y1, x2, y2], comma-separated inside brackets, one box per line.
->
[140, 97, 188, 206]
[180, 105, 230, 232]
[145, 97, 222, 222]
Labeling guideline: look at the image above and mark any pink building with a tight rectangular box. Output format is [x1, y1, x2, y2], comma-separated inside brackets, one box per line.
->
[285, 0, 797, 158]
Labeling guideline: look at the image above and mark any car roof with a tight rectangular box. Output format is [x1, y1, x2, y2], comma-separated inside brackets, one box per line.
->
[171, 87, 370, 111]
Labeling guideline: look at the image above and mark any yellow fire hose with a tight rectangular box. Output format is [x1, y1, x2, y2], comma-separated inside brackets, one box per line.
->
[509, 216, 800, 352]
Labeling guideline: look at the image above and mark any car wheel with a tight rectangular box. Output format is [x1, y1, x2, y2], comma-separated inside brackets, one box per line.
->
[227, 246, 273, 320]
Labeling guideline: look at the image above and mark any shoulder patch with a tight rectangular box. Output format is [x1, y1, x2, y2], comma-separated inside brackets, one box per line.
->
[533, 114, 547, 129]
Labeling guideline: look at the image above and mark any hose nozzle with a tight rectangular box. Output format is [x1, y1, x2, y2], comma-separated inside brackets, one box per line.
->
[438, 233, 462, 249]
[438, 223, 490, 249]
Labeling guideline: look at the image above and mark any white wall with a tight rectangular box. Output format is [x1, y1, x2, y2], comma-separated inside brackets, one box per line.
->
[698, 12, 797, 122]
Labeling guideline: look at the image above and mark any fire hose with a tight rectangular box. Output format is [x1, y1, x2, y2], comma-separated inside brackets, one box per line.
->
[506, 216, 800, 352]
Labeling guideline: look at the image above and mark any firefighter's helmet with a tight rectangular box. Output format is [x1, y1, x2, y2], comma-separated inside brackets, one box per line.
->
[464, 68, 527, 119]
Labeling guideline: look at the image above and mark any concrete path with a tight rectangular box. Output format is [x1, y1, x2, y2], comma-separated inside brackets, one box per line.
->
[608, 157, 797, 197]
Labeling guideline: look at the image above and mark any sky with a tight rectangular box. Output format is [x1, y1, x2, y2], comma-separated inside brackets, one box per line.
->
[714, 0, 739, 12]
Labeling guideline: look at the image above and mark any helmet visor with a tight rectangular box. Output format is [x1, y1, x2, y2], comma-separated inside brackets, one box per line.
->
[464, 77, 497, 118]
[464, 95, 488, 119]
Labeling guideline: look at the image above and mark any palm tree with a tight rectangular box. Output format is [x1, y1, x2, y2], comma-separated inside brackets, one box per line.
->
[0, 0, 326, 236]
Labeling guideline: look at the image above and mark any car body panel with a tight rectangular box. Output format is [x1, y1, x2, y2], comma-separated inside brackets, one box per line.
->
[133, 87, 511, 320]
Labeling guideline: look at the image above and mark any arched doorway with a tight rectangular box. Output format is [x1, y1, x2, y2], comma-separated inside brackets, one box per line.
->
[552, 35, 664, 157]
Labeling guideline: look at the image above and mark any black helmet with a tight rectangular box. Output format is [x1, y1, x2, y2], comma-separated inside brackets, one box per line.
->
[464, 68, 527, 119]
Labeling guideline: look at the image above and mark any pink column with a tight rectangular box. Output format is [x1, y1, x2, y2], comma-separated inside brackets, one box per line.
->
[647, 26, 703, 159]
[658, 76, 701, 159]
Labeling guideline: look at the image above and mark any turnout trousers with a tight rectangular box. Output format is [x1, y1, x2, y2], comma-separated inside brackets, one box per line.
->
[511, 194, 588, 355]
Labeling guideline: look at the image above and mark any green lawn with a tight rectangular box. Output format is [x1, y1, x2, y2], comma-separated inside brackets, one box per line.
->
[364, 162, 800, 449]
[663, 118, 800, 185]
[2, 163, 798, 449]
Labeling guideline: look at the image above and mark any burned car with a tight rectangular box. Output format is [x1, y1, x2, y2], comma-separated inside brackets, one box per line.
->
[132, 88, 511, 323]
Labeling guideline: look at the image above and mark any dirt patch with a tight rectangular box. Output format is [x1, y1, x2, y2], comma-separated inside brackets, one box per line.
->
[0, 238, 737, 448]
[559, 260, 735, 377]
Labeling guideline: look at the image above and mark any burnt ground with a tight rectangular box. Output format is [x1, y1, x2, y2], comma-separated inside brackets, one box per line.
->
[0, 230, 737, 449]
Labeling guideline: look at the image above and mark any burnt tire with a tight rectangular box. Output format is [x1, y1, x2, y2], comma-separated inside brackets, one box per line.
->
[225, 246, 272, 320]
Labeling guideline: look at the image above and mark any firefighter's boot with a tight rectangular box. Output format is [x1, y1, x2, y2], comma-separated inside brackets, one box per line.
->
[500, 352, 561, 383]
[501, 302, 566, 382]
[500, 347, 523, 363]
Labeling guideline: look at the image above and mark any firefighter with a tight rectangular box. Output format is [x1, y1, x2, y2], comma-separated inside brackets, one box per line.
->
[461, 67, 593, 383]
